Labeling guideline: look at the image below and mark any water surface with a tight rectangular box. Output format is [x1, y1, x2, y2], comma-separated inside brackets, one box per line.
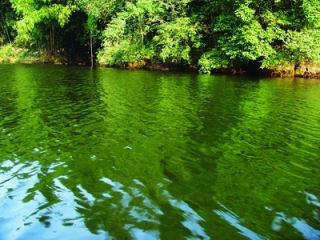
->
[0, 64, 320, 239]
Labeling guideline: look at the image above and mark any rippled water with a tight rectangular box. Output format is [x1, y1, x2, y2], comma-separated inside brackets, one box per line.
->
[0, 64, 320, 239]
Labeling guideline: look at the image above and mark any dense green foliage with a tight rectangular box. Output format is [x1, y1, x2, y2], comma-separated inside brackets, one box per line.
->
[1, 0, 320, 71]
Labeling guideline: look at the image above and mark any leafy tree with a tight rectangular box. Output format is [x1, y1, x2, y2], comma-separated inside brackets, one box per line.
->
[153, 17, 201, 63]
[10, 0, 77, 51]
[97, 0, 201, 67]
[97, 0, 163, 66]
[1, 0, 320, 71]
[198, 0, 320, 72]
[0, 0, 16, 44]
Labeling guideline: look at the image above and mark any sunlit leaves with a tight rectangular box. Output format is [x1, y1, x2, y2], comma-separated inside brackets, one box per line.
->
[199, 0, 320, 71]
[10, 0, 77, 46]
[235, 4, 255, 23]
[153, 17, 201, 63]
[75, 0, 116, 20]
[199, 49, 232, 70]
[97, 0, 200, 66]
[302, 0, 320, 28]
[284, 29, 320, 63]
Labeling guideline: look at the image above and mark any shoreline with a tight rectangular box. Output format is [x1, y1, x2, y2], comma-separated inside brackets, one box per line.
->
[1, 46, 319, 78]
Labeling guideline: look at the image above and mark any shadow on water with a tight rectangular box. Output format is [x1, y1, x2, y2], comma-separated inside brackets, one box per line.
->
[0, 64, 320, 239]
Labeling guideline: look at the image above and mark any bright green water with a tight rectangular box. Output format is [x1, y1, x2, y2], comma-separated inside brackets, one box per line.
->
[0, 64, 320, 240]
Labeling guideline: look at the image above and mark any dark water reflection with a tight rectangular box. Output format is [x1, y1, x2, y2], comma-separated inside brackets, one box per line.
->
[0, 64, 320, 239]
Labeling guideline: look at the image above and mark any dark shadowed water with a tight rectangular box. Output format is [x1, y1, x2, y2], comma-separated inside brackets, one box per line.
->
[0, 64, 320, 240]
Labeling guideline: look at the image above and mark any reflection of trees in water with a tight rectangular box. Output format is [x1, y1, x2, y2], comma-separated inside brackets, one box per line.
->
[0, 68, 254, 238]
[64, 175, 211, 239]
[0, 65, 40, 163]
[213, 80, 320, 239]
[0, 67, 213, 238]
[2, 66, 319, 239]
[62, 70, 215, 237]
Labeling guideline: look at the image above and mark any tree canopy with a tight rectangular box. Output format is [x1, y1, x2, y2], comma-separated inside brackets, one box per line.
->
[1, 0, 320, 72]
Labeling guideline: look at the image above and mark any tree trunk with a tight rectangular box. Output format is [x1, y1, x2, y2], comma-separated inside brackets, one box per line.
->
[90, 30, 93, 68]
[49, 24, 55, 53]
[0, 9, 11, 43]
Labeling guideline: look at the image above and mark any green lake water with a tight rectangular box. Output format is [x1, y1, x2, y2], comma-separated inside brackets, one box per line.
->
[0, 64, 320, 239]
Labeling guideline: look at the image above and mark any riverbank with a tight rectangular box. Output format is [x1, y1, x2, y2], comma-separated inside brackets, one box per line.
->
[0, 44, 41, 64]
[265, 62, 320, 78]
[0, 44, 87, 65]
[1, 44, 320, 78]
[111, 61, 320, 78]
